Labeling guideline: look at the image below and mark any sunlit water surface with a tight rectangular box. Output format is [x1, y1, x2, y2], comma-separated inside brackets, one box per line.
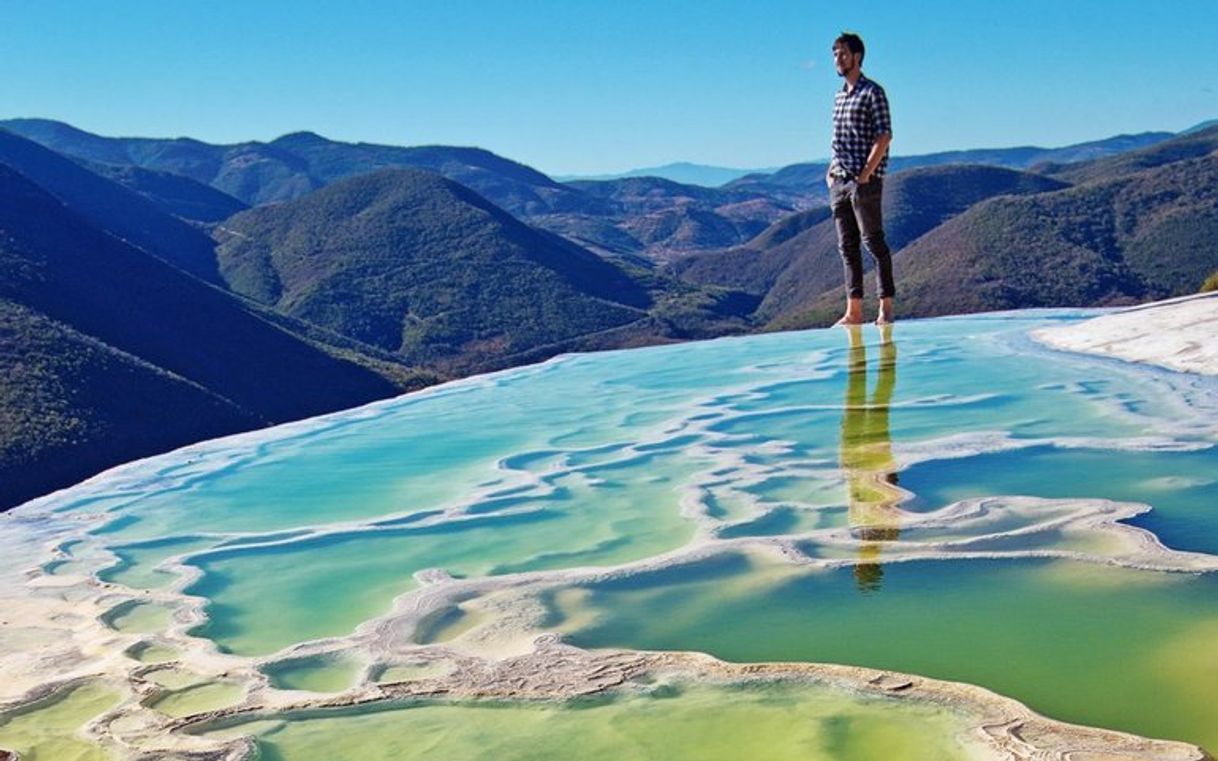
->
[5, 312, 1218, 758]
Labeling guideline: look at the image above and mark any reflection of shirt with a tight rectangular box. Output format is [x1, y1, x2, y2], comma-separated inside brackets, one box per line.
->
[831, 75, 892, 178]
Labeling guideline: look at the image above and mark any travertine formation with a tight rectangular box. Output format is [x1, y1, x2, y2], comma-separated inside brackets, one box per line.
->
[1033, 292, 1218, 376]
[3, 309, 1217, 760]
[3, 482, 1216, 760]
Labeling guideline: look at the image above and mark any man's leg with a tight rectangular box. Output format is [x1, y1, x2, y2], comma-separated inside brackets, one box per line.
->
[853, 179, 895, 324]
[832, 180, 865, 325]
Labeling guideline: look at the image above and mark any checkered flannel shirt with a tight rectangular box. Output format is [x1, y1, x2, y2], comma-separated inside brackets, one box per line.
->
[831, 74, 892, 179]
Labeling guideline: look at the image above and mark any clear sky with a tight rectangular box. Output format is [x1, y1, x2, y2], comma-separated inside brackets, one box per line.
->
[3, 1, 1215, 175]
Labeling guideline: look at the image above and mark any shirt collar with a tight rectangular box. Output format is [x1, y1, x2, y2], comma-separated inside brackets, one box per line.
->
[841, 73, 869, 94]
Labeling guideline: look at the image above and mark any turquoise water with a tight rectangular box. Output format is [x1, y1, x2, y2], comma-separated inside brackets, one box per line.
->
[6, 312, 1218, 758]
[900, 445, 1218, 554]
[186, 453, 701, 655]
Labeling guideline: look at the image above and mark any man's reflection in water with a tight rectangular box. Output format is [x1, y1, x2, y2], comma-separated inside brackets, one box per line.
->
[839, 324, 900, 593]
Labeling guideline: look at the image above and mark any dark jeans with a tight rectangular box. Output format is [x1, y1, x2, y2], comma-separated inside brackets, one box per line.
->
[831, 177, 895, 299]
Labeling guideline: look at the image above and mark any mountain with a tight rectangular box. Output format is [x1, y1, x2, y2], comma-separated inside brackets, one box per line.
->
[724, 132, 1174, 207]
[0, 119, 591, 215]
[1040, 125, 1218, 184]
[213, 167, 664, 372]
[0, 296, 257, 509]
[672, 165, 1068, 322]
[265, 131, 595, 216]
[538, 176, 794, 262]
[0, 128, 224, 283]
[556, 162, 781, 187]
[667, 207, 834, 298]
[0, 121, 790, 263]
[85, 161, 248, 223]
[887, 153, 1218, 318]
[1182, 119, 1218, 135]
[0, 163, 418, 510]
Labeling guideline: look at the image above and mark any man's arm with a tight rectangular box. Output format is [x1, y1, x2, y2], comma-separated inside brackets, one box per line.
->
[858, 133, 891, 184]
[859, 85, 893, 184]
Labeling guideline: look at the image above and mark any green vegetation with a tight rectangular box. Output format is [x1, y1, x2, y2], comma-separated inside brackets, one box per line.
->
[215, 168, 659, 372]
[1203, 271, 1218, 292]
[892, 154, 1218, 318]
[677, 128, 1218, 329]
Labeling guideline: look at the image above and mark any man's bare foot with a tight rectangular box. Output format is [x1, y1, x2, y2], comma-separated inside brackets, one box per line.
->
[875, 297, 895, 325]
[836, 298, 865, 326]
[835, 315, 866, 326]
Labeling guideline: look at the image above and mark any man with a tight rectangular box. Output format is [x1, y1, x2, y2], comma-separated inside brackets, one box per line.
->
[827, 32, 894, 325]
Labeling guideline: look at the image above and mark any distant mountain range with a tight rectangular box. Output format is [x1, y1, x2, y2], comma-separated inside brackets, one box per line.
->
[538, 176, 794, 263]
[1, 115, 1215, 509]
[722, 132, 1177, 207]
[556, 162, 781, 187]
[0, 119, 788, 262]
[0, 119, 583, 214]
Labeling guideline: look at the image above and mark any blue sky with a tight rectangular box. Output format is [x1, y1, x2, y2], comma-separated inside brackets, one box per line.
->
[3, 1, 1215, 174]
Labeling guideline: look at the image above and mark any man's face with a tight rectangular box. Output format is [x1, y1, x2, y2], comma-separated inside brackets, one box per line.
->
[833, 43, 861, 77]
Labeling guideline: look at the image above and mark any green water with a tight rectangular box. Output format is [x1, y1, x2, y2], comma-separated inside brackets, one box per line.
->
[372, 661, 454, 684]
[0, 682, 118, 761]
[264, 656, 363, 693]
[100, 423, 527, 541]
[150, 681, 245, 718]
[145, 669, 202, 690]
[125, 642, 178, 664]
[550, 553, 1218, 751]
[205, 681, 982, 761]
[102, 602, 174, 634]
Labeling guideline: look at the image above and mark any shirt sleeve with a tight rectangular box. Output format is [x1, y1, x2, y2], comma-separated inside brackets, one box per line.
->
[871, 86, 893, 136]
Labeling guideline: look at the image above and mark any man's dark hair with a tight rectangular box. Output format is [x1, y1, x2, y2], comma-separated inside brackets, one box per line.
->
[835, 32, 865, 63]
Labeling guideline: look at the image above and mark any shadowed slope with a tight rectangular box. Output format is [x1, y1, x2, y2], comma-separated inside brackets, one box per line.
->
[0, 298, 256, 509]
[0, 165, 410, 509]
[0, 129, 223, 283]
[85, 162, 249, 223]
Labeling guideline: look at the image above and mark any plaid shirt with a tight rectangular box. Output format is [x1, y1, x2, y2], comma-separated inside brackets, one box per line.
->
[831, 74, 892, 179]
